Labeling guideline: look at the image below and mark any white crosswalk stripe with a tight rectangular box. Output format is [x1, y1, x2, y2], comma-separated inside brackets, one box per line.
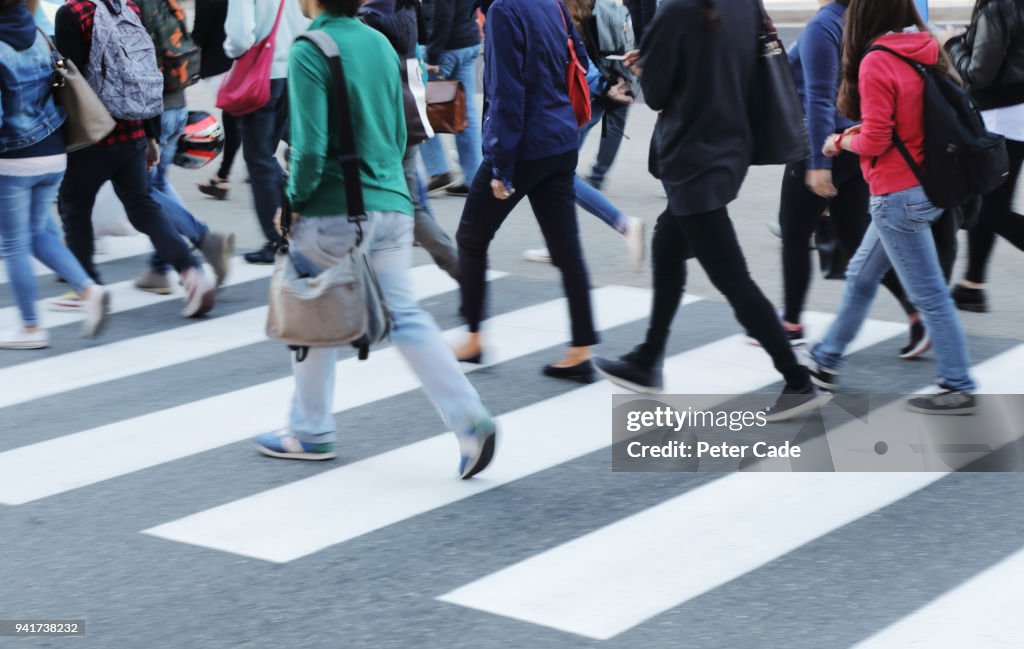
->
[0, 234, 153, 284]
[1, 248, 1021, 646]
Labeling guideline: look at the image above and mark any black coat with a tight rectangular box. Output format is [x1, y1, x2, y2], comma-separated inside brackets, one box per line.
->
[423, 0, 480, 64]
[946, 0, 1024, 110]
[193, 0, 232, 79]
[360, 0, 423, 59]
[641, 0, 757, 216]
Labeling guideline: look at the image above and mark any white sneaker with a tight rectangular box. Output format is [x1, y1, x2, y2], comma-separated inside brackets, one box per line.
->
[622, 216, 645, 272]
[48, 291, 84, 312]
[81, 284, 110, 338]
[522, 248, 552, 264]
[181, 267, 215, 318]
[0, 327, 49, 349]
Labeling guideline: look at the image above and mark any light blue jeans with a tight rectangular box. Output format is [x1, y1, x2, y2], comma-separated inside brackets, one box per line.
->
[0, 170, 92, 326]
[420, 45, 482, 183]
[812, 185, 976, 392]
[286, 212, 489, 444]
[150, 107, 208, 272]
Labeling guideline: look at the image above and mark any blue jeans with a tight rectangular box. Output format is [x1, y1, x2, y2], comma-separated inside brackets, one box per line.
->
[420, 45, 482, 183]
[812, 185, 976, 392]
[150, 107, 209, 273]
[286, 212, 488, 444]
[0, 170, 92, 326]
[579, 102, 630, 185]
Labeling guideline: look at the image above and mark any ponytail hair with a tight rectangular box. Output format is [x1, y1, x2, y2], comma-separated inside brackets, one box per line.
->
[700, 0, 722, 31]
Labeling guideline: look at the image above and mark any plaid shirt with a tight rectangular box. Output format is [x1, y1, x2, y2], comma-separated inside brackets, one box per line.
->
[61, 0, 148, 146]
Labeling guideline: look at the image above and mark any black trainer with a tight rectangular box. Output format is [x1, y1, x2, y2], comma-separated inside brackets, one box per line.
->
[446, 184, 470, 197]
[763, 385, 832, 422]
[907, 386, 976, 416]
[796, 346, 840, 391]
[952, 284, 988, 313]
[542, 360, 596, 384]
[243, 242, 278, 265]
[427, 172, 455, 195]
[593, 352, 663, 393]
[899, 320, 931, 359]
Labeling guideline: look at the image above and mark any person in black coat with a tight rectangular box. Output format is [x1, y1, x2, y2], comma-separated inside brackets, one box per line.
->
[941, 0, 1024, 313]
[594, 0, 822, 421]
[194, 0, 241, 200]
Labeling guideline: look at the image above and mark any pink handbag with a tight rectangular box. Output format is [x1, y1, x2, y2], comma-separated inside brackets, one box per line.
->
[216, 0, 287, 116]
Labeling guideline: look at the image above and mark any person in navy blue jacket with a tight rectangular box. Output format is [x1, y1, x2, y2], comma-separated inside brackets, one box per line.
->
[454, 0, 599, 384]
[777, 0, 929, 360]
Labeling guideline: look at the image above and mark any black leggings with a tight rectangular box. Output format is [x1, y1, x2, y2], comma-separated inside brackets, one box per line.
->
[216, 110, 242, 181]
[964, 137, 1024, 284]
[780, 154, 915, 324]
[635, 206, 810, 391]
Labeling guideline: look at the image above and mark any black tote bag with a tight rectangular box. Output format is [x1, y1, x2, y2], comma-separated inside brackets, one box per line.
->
[749, 0, 809, 166]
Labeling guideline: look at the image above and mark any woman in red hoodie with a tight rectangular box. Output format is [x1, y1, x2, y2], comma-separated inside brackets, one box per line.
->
[800, 0, 977, 415]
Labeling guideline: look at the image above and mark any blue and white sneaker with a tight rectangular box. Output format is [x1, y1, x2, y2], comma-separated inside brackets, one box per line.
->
[255, 431, 336, 461]
[458, 418, 497, 480]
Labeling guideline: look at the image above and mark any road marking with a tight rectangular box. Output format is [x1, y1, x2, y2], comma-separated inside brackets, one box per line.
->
[0, 235, 153, 284]
[141, 316, 901, 563]
[0, 285, 661, 505]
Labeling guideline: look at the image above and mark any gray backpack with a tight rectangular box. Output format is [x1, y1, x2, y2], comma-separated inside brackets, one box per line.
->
[86, 0, 164, 120]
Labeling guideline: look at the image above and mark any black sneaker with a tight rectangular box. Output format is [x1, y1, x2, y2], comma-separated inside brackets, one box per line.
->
[899, 320, 931, 359]
[907, 386, 976, 416]
[243, 242, 278, 265]
[952, 284, 988, 313]
[796, 346, 840, 391]
[446, 184, 470, 197]
[593, 353, 663, 393]
[427, 172, 455, 195]
[763, 385, 832, 422]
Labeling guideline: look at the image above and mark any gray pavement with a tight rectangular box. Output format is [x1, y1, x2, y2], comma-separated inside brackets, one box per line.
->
[2, 22, 1024, 649]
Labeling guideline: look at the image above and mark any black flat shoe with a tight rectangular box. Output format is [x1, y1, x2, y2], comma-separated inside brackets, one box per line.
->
[542, 360, 596, 384]
[456, 351, 483, 364]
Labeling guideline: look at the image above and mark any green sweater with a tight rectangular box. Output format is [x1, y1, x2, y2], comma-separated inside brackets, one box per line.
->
[286, 14, 412, 217]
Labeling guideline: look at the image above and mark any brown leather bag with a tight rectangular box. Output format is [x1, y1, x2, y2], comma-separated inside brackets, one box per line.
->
[426, 80, 468, 134]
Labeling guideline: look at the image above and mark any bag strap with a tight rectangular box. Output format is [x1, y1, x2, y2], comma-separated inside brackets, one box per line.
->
[294, 31, 367, 229]
[268, 0, 287, 41]
[864, 45, 929, 187]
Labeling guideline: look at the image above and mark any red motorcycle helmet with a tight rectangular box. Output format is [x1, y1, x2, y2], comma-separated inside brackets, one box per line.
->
[173, 111, 224, 169]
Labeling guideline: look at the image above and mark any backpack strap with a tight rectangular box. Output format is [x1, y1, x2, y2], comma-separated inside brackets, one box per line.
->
[864, 44, 929, 188]
[293, 31, 367, 228]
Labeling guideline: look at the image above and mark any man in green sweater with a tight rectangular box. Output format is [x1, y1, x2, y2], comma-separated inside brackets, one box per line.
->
[254, 0, 497, 481]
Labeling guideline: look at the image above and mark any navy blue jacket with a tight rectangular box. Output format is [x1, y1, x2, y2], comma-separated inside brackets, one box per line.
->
[788, 1, 854, 169]
[482, 0, 586, 187]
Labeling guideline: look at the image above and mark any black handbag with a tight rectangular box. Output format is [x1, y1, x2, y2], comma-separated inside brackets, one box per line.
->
[749, 0, 810, 166]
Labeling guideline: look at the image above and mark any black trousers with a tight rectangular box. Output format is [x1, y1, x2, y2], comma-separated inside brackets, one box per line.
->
[456, 150, 598, 347]
[779, 153, 914, 323]
[59, 139, 198, 283]
[965, 137, 1024, 283]
[216, 110, 242, 181]
[636, 206, 810, 391]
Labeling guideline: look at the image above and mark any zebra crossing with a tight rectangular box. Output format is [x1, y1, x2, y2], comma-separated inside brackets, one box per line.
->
[2, 241, 1022, 649]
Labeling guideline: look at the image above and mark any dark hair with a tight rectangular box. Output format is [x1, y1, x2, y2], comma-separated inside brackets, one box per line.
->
[837, 0, 949, 120]
[0, 0, 23, 14]
[318, 0, 360, 17]
[700, 0, 721, 31]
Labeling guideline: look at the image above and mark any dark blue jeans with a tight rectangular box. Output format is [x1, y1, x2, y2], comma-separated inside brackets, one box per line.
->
[239, 78, 287, 247]
[579, 102, 629, 185]
[59, 139, 199, 283]
[456, 150, 598, 347]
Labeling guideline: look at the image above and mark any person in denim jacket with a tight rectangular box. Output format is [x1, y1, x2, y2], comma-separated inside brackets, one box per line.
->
[0, 0, 107, 349]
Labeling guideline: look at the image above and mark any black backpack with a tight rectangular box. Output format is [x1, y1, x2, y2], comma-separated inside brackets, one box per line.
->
[868, 45, 1009, 209]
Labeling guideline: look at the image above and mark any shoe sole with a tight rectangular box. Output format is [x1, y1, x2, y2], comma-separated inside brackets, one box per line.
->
[899, 337, 932, 360]
[47, 303, 83, 312]
[905, 403, 976, 416]
[135, 285, 174, 295]
[593, 364, 663, 394]
[747, 337, 807, 348]
[428, 182, 456, 196]
[82, 290, 111, 338]
[809, 373, 840, 392]
[955, 303, 988, 313]
[198, 186, 229, 200]
[461, 430, 496, 480]
[183, 287, 216, 318]
[244, 257, 275, 265]
[542, 369, 596, 385]
[256, 444, 337, 461]
[0, 341, 48, 349]
[764, 393, 833, 423]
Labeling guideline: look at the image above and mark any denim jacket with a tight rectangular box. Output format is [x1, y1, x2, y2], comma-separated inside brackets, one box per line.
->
[0, 34, 66, 154]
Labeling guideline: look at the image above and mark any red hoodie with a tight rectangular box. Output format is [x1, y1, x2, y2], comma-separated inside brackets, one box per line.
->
[846, 32, 940, 196]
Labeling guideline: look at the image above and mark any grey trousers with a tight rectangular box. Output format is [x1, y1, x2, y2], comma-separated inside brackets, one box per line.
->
[403, 144, 460, 280]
